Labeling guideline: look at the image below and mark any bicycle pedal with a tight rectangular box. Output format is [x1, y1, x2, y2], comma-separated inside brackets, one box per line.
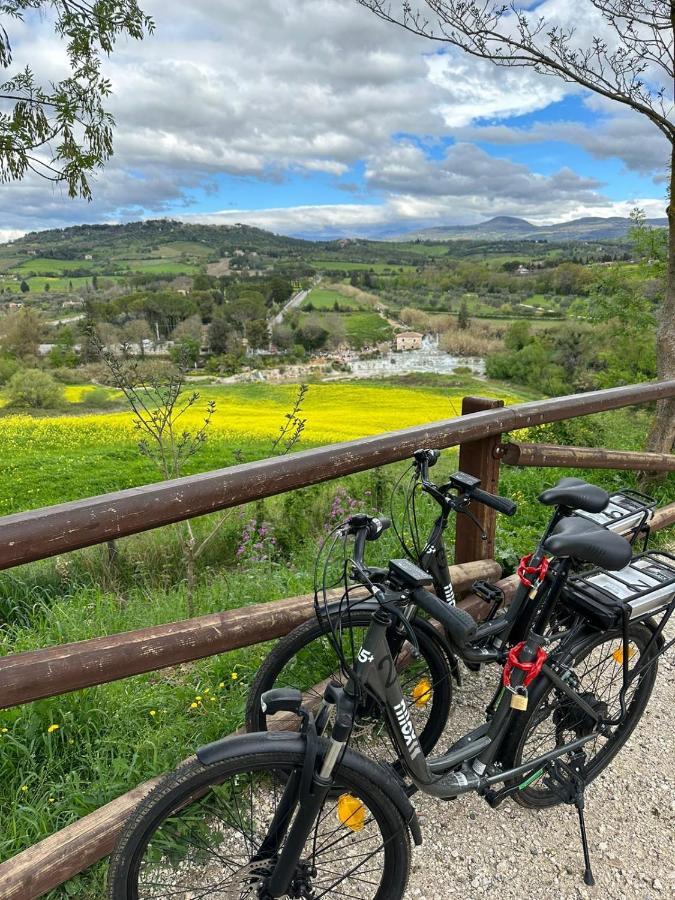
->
[471, 580, 505, 605]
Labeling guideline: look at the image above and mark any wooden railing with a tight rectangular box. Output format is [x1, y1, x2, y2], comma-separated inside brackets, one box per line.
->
[0, 379, 674, 899]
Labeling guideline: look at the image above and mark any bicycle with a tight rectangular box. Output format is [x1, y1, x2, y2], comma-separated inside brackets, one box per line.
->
[245, 454, 645, 767]
[108, 493, 673, 898]
[244, 451, 519, 768]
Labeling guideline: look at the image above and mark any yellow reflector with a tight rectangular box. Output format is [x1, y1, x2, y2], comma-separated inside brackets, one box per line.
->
[411, 678, 432, 708]
[612, 645, 636, 665]
[337, 794, 366, 831]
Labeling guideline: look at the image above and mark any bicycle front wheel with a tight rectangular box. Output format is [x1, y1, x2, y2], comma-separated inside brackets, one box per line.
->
[108, 738, 410, 900]
[501, 622, 659, 808]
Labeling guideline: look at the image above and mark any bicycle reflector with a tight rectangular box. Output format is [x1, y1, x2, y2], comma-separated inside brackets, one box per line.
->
[612, 644, 636, 665]
[337, 794, 366, 832]
[411, 677, 432, 708]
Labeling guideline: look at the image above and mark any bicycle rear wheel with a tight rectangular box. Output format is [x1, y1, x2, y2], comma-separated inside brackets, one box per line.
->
[501, 622, 659, 808]
[108, 738, 410, 899]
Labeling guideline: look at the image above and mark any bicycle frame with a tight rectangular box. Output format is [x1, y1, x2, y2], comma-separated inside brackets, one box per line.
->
[337, 583, 616, 801]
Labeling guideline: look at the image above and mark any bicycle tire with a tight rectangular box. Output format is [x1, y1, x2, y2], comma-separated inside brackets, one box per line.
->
[245, 612, 452, 767]
[107, 738, 410, 900]
[500, 622, 659, 808]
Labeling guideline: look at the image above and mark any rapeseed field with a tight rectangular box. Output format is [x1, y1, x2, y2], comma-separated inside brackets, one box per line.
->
[0, 380, 521, 514]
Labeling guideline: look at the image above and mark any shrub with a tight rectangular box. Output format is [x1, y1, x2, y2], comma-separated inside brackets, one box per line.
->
[6, 369, 64, 408]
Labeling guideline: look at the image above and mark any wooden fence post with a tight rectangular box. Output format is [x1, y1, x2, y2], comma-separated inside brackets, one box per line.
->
[453, 396, 504, 565]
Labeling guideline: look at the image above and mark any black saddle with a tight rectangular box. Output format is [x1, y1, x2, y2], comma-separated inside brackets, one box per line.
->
[538, 477, 609, 514]
[544, 517, 631, 571]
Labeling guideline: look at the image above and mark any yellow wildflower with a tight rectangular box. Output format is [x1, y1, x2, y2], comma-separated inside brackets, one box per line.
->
[218, 682, 225, 689]
[149, 710, 157, 717]
[1, 728, 8, 734]
[20, 785, 28, 793]
[190, 702, 198, 710]
[47, 724, 60, 734]
[195, 695, 202, 702]
[231, 672, 238, 681]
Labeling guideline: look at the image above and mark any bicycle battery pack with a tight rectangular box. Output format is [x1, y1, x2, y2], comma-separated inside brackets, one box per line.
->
[562, 552, 675, 629]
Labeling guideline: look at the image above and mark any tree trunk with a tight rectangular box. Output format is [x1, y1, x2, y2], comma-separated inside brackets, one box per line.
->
[646, 140, 675, 455]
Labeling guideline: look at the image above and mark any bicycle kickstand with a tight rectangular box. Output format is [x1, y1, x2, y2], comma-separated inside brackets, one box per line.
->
[547, 755, 595, 887]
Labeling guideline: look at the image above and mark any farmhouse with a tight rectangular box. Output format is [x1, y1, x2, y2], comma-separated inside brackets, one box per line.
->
[394, 331, 423, 351]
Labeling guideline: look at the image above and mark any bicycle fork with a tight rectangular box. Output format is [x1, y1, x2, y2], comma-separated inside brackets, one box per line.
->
[263, 689, 355, 898]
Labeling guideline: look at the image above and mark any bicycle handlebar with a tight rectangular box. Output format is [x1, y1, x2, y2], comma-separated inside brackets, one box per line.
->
[470, 487, 517, 517]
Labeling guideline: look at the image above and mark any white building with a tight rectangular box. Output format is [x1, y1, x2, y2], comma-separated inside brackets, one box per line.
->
[394, 331, 423, 351]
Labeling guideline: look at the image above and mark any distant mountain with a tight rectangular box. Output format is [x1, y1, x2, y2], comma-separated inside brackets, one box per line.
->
[395, 215, 668, 243]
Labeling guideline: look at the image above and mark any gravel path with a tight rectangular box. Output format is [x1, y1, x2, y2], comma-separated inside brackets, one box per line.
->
[404, 623, 675, 900]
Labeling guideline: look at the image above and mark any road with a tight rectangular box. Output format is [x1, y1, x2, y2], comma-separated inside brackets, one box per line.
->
[271, 287, 311, 326]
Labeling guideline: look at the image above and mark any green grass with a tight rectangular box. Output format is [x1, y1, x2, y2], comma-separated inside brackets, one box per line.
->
[302, 287, 370, 311]
[117, 259, 201, 275]
[0, 275, 99, 293]
[344, 312, 393, 347]
[309, 259, 417, 273]
[12, 258, 97, 275]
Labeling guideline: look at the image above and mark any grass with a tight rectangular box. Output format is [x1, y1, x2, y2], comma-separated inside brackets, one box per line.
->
[117, 259, 201, 275]
[309, 259, 417, 273]
[13, 258, 97, 275]
[343, 312, 393, 347]
[302, 287, 369, 311]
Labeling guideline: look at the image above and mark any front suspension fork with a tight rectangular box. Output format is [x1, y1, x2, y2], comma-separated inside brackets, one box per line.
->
[265, 689, 355, 898]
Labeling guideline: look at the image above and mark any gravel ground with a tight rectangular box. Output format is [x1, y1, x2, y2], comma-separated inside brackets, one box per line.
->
[404, 623, 675, 900]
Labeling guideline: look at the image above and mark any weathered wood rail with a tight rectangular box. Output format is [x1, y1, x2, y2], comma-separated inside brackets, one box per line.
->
[0, 379, 674, 899]
[498, 441, 675, 472]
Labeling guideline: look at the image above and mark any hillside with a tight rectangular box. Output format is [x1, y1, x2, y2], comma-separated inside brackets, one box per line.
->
[397, 215, 668, 243]
[3, 219, 311, 262]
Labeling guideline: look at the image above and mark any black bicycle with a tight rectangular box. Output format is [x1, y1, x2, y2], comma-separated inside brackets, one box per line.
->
[108, 487, 673, 898]
[244, 451, 518, 768]
[244, 455, 648, 769]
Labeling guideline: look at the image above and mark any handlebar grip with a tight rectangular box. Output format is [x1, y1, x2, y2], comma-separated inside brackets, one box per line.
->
[471, 488, 517, 517]
[412, 588, 476, 647]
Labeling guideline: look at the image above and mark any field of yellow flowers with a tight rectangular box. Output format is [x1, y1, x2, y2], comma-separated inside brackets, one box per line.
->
[0, 379, 522, 515]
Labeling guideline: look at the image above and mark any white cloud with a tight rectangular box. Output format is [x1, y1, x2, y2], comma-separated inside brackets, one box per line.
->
[0, 0, 667, 237]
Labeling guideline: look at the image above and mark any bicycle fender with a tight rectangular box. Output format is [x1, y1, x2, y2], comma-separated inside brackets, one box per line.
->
[196, 732, 423, 846]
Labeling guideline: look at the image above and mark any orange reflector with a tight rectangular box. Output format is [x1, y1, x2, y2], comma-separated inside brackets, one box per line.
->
[612, 645, 636, 665]
[411, 678, 432, 708]
[337, 794, 365, 831]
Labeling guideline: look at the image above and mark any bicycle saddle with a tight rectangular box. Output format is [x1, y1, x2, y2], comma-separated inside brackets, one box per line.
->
[544, 517, 631, 571]
[538, 477, 609, 514]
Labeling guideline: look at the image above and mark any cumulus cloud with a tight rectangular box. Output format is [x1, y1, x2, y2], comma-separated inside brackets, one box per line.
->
[0, 0, 667, 237]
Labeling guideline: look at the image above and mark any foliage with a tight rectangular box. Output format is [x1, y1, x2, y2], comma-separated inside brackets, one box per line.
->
[0, 1, 153, 197]
[5, 368, 63, 408]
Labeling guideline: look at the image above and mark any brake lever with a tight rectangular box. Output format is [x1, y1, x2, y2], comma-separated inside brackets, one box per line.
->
[457, 500, 488, 540]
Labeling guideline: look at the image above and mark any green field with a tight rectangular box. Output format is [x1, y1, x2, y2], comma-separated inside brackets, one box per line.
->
[13, 258, 97, 275]
[310, 259, 417, 273]
[344, 312, 393, 346]
[302, 287, 371, 311]
[0, 378, 525, 514]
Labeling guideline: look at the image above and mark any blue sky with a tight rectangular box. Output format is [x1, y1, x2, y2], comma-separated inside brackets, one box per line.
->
[0, 0, 669, 240]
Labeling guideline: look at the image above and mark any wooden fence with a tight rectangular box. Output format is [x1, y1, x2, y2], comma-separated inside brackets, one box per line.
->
[0, 379, 674, 898]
